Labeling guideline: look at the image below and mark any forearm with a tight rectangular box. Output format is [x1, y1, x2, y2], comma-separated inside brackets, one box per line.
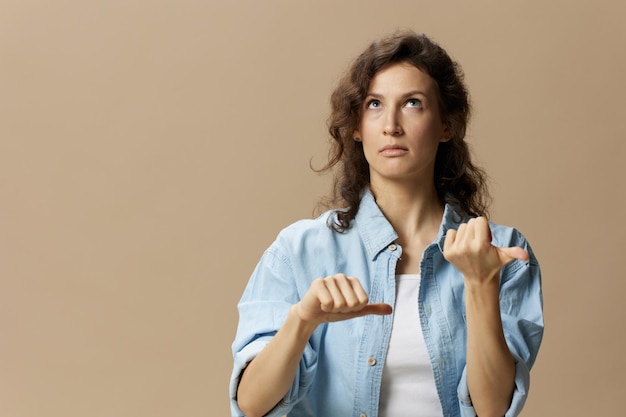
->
[465, 278, 515, 417]
[237, 305, 317, 417]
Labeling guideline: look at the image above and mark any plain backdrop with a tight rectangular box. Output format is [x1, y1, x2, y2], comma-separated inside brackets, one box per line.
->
[1, 1, 625, 416]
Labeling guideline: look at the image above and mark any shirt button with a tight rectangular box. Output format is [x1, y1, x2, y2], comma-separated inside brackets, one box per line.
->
[388, 244, 397, 251]
[367, 357, 377, 366]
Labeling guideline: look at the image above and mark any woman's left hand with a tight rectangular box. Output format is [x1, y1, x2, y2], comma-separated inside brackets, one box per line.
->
[443, 217, 529, 283]
[445, 217, 527, 416]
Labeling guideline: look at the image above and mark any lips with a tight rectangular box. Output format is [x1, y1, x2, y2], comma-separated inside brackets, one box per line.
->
[379, 144, 408, 157]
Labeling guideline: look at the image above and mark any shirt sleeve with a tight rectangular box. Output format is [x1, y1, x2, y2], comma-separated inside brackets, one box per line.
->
[229, 245, 319, 417]
[456, 230, 544, 417]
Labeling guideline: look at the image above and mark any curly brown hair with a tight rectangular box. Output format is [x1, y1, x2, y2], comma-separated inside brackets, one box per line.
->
[317, 31, 490, 232]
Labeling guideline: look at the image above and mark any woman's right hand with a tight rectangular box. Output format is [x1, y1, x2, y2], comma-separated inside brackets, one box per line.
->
[294, 273, 392, 326]
[237, 274, 391, 417]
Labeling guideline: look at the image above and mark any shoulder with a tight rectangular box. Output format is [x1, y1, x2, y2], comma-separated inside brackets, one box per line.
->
[270, 209, 349, 254]
[260, 209, 359, 277]
[488, 221, 534, 255]
[278, 209, 338, 237]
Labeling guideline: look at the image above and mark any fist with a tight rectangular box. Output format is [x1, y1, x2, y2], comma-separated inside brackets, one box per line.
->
[295, 274, 392, 325]
[443, 217, 529, 283]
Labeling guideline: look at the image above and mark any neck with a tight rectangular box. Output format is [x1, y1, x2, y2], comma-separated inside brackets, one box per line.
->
[370, 178, 444, 244]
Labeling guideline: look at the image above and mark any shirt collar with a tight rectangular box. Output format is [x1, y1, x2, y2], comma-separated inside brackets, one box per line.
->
[354, 189, 470, 260]
[435, 201, 471, 252]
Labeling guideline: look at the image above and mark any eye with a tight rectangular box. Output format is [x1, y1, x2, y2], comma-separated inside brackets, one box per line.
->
[367, 99, 381, 109]
[406, 98, 422, 108]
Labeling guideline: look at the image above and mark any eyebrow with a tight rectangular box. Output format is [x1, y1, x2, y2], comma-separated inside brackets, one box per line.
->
[366, 90, 428, 99]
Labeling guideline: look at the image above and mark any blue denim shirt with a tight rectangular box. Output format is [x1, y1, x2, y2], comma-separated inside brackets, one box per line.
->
[230, 191, 543, 417]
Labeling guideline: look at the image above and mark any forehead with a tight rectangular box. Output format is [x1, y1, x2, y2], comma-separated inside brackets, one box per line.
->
[368, 62, 438, 95]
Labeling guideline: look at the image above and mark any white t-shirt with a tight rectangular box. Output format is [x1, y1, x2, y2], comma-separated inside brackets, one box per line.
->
[378, 274, 444, 417]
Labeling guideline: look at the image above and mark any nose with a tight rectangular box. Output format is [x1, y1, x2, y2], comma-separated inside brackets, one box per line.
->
[383, 108, 403, 136]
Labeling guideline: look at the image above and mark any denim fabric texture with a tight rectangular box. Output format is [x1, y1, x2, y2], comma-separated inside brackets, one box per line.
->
[230, 191, 544, 417]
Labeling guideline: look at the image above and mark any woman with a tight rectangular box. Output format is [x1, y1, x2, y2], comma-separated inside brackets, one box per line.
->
[230, 31, 543, 417]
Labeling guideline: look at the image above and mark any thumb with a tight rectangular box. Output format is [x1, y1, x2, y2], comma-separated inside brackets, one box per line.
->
[326, 303, 393, 323]
[497, 246, 529, 263]
[360, 303, 393, 316]
[340, 303, 393, 321]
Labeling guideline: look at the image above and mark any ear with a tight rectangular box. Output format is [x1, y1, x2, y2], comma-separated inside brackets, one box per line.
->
[439, 124, 452, 143]
[353, 130, 362, 142]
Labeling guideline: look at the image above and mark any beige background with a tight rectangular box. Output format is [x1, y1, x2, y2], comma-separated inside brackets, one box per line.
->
[1, 1, 624, 416]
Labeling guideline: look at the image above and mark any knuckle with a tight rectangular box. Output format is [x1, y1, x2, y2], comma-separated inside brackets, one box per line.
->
[320, 300, 333, 312]
[348, 276, 361, 287]
[312, 278, 325, 289]
[346, 296, 361, 308]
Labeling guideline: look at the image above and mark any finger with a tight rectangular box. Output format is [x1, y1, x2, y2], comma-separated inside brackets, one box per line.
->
[340, 303, 393, 320]
[323, 277, 347, 311]
[465, 218, 476, 240]
[363, 303, 393, 316]
[456, 223, 467, 242]
[335, 275, 360, 310]
[497, 246, 529, 263]
[443, 228, 457, 253]
[347, 276, 369, 305]
[474, 217, 491, 244]
[311, 279, 334, 311]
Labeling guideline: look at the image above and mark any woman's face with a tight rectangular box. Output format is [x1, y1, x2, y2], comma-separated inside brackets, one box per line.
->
[356, 62, 449, 188]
